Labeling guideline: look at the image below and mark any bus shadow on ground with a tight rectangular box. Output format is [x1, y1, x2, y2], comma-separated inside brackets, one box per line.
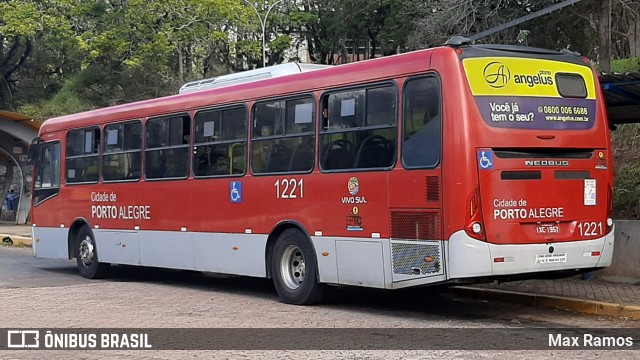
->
[107, 264, 279, 298]
[65, 264, 505, 322]
[322, 286, 503, 322]
[35, 261, 522, 323]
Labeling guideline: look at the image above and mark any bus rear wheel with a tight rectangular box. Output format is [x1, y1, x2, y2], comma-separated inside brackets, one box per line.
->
[75, 226, 110, 279]
[272, 228, 324, 305]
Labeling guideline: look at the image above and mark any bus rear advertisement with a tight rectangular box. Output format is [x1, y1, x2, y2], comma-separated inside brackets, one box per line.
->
[29, 39, 614, 304]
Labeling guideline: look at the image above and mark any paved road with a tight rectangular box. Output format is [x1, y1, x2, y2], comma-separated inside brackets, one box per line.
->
[1, 247, 638, 359]
[0, 247, 83, 288]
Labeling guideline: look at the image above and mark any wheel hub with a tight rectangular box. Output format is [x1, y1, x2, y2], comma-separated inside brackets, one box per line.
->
[79, 238, 94, 266]
[280, 245, 305, 290]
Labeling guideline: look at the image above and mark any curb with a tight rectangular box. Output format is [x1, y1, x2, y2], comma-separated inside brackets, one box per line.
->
[451, 286, 640, 319]
[0, 233, 32, 247]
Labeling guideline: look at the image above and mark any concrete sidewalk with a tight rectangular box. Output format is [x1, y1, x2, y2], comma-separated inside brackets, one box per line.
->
[0, 221, 32, 246]
[453, 278, 640, 319]
[1, 222, 639, 318]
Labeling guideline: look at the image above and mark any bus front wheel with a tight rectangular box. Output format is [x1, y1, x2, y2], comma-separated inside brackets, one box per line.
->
[272, 228, 325, 305]
[75, 226, 110, 279]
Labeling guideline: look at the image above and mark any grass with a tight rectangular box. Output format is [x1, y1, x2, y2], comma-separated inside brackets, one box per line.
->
[1, 236, 29, 247]
[611, 57, 640, 73]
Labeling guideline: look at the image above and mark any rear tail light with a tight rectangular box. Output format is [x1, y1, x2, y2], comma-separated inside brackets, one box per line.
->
[606, 185, 614, 233]
[465, 187, 486, 241]
[583, 251, 601, 257]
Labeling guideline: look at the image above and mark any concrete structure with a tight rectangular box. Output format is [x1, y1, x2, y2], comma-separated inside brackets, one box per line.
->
[0, 111, 40, 224]
[594, 220, 640, 283]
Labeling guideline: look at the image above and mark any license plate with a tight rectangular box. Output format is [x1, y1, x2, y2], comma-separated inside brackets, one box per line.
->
[535, 224, 560, 234]
[536, 253, 567, 264]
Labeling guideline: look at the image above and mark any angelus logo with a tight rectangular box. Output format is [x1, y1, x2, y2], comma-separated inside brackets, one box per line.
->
[483, 62, 511, 88]
[514, 69, 554, 87]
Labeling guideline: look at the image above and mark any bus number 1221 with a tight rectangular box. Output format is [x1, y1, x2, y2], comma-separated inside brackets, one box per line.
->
[577, 221, 603, 237]
[275, 178, 304, 199]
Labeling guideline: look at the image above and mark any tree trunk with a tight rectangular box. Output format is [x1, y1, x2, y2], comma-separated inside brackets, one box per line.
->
[0, 84, 15, 111]
[177, 47, 184, 83]
[0, 37, 32, 111]
[628, 15, 640, 57]
[599, 0, 612, 73]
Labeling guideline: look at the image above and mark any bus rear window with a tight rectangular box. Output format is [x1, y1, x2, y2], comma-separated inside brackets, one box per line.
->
[556, 73, 587, 98]
[462, 57, 596, 130]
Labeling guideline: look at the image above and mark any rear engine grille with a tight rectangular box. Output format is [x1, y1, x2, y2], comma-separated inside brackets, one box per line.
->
[391, 242, 442, 275]
[391, 211, 439, 240]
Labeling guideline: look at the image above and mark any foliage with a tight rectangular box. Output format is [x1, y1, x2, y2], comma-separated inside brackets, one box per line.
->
[609, 56, 640, 219]
[0, 0, 76, 110]
[299, 0, 412, 64]
[611, 57, 640, 73]
[611, 124, 640, 219]
[19, 77, 93, 120]
[3, 0, 639, 115]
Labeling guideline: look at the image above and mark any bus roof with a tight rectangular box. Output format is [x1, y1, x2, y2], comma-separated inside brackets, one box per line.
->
[39, 47, 438, 134]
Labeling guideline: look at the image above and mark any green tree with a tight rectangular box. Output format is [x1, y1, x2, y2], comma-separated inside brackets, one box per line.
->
[52, 0, 245, 106]
[299, 0, 411, 65]
[0, 0, 75, 111]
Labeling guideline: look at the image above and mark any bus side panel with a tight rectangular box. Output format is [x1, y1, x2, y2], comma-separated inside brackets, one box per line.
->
[193, 232, 267, 277]
[311, 236, 339, 284]
[137, 230, 196, 270]
[94, 230, 140, 265]
[33, 226, 70, 259]
[335, 239, 386, 288]
[94, 229, 268, 276]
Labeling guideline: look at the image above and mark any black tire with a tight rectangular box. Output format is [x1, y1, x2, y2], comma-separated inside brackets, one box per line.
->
[75, 226, 110, 279]
[272, 228, 325, 305]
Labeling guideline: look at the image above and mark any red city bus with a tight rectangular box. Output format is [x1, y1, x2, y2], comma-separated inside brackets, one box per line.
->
[29, 38, 614, 304]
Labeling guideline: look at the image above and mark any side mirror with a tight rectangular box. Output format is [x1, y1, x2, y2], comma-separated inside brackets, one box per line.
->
[27, 137, 41, 165]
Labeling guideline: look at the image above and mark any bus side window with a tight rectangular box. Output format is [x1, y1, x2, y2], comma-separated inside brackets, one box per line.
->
[103, 120, 142, 182]
[320, 85, 397, 171]
[66, 127, 100, 184]
[285, 98, 314, 172]
[402, 76, 442, 169]
[145, 114, 190, 179]
[251, 96, 314, 174]
[193, 106, 247, 177]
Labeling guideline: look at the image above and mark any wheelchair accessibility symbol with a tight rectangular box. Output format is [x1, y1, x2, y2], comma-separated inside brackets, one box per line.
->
[230, 181, 242, 203]
[477, 150, 494, 170]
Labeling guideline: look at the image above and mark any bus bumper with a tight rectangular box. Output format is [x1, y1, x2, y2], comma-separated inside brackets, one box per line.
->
[447, 226, 614, 279]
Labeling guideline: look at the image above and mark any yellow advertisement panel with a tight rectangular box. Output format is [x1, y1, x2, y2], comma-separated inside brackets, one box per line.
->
[463, 57, 596, 99]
